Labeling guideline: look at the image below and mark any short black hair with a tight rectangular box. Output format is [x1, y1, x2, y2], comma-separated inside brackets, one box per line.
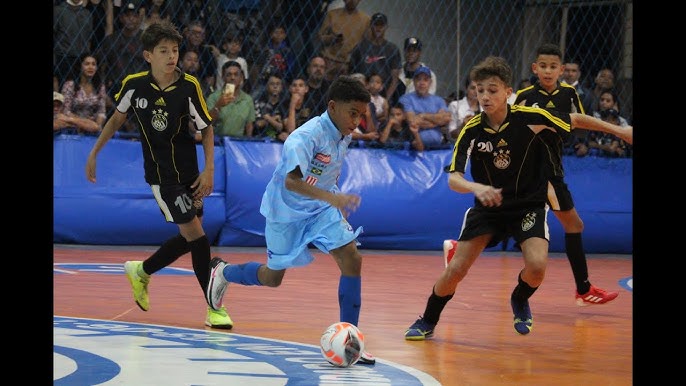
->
[536, 43, 562, 59]
[326, 75, 371, 104]
[141, 20, 183, 52]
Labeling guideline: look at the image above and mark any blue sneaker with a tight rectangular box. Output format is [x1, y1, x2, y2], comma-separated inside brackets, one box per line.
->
[510, 297, 533, 335]
[404, 317, 436, 341]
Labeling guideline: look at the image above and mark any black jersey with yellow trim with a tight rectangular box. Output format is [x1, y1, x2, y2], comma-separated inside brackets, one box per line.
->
[514, 81, 583, 178]
[114, 69, 213, 186]
[447, 104, 572, 210]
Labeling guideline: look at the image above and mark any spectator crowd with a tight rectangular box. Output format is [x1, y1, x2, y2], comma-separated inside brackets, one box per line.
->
[54, 0, 632, 157]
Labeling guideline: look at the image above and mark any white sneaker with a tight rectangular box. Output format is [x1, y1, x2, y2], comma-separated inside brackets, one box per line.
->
[207, 257, 228, 310]
[443, 239, 457, 268]
[357, 351, 376, 365]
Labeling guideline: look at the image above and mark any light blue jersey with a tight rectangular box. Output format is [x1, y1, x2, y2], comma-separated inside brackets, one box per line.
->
[259, 111, 362, 270]
[260, 112, 352, 222]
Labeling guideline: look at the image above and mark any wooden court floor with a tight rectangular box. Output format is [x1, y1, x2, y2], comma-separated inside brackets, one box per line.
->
[54, 244, 632, 385]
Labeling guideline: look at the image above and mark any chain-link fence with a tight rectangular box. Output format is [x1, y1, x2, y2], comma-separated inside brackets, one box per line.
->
[54, 0, 633, 127]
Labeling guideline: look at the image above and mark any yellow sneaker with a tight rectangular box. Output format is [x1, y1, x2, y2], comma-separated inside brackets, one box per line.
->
[205, 306, 233, 329]
[124, 261, 149, 311]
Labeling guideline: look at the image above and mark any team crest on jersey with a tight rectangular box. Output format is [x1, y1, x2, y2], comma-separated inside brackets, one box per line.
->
[492, 149, 511, 169]
[151, 108, 169, 132]
[521, 211, 536, 231]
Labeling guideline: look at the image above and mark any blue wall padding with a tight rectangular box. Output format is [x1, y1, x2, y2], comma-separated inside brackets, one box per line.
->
[54, 135, 632, 253]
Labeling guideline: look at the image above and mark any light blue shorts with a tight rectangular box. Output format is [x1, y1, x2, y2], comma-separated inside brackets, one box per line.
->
[264, 206, 363, 270]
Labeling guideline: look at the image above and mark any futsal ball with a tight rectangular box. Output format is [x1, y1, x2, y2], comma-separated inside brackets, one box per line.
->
[320, 322, 365, 367]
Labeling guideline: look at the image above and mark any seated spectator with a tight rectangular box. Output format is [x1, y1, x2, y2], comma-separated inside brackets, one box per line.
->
[212, 33, 250, 94]
[206, 61, 256, 138]
[368, 73, 389, 128]
[53, 91, 75, 133]
[180, 20, 217, 96]
[254, 73, 288, 142]
[448, 77, 480, 140]
[349, 73, 379, 144]
[577, 90, 631, 158]
[179, 50, 212, 98]
[562, 57, 594, 114]
[378, 102, 424, 151]
[284, 75, 317, 134]
[60, 54, 108, 135]
[303, 56, 331, 117]
[398, 66, 451, 148]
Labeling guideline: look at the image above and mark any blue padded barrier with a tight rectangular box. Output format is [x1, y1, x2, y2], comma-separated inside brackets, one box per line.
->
[54, 135, 632, 253]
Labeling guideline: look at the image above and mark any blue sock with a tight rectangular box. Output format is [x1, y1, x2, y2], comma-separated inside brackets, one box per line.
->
[338, 275, 361, 326]
[224, 262, 262, 286]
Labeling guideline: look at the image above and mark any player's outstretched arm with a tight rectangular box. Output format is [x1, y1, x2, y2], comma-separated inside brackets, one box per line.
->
[570, 113, 632, 145]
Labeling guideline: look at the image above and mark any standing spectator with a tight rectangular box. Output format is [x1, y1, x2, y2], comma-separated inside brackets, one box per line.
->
[448, 78, 479, 140]
[86, 0, 114, 50]
[206, 61, 256, 138]
[206, 75, 376, 365]
[303, 56, 331, 117]
[404, 56, 632, 341]
[60, 54, 108, 135]
[179, 50, 212, 98]
[317, 0, 370, 82]
[96, 1, 147, 97]
[562, 58, 593, 114]
[253, 73, 288, 141]
[84, 20, 230, 330]
[212, 33, 249, 93]
[250, 21, 297, 100]
[54, 0, 94, 89]
[349, 13, 402, 101]
[378, 102, 424, 151]
[392, 37, 437, 106]
[180, 20, 217, 97]
[588, 68, 616, 113]
[399, 66, 451, 148]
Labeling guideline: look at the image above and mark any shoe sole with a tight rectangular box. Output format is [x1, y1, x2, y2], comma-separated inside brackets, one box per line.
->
[124, 261, 149, 312]
[205, 320, 233, 329]
[207, 260, 227, 310]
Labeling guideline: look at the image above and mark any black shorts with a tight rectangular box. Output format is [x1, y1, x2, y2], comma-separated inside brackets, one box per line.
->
[151, 183, 204, 224]
[546, 177, 575, 211]
[457, 205, 549, 248]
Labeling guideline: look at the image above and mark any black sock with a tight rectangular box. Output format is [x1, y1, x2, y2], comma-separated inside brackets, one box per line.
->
[188, 235, 211, 298]
[565, 233, 590, 294]
[511, 271, 538, 302]
[142, 234, 190, 275]
[422, 287, 454, 325]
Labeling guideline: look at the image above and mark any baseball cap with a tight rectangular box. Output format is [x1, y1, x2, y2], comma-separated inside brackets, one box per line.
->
[53, 91, 65, 103]
[370, 13, 388, 25]
[413, 66, 431, 79]
[404, 37, 422, 51]
[122, 1, 140, 13]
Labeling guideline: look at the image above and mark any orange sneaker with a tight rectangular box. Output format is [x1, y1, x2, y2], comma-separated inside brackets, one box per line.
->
[575, 285, 619, 306]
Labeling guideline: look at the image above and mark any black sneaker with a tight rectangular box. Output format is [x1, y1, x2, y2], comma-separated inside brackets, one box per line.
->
[510, 297, 533, 335]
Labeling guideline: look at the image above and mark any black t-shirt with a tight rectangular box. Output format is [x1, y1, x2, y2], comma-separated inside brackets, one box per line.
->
[448, 104, 572, 210]
[114, 69, 213, 185]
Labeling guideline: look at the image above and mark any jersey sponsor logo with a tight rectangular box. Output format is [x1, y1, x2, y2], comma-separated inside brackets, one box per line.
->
[151, 108, 169, 132]
[521, 211, 536, 231]
[315, 153, 331, 164]
[365, 55, 386, 64]
[54, 316, 440, 385]
[492, 149, 511, 169]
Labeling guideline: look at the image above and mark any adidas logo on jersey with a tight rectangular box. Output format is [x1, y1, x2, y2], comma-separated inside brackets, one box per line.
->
[497, 138, 508, 147]
[545, 100, 555, 109]
[155, 97, 166, 106]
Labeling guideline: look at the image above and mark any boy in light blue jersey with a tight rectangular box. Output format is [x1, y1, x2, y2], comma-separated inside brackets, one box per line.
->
[206, 75, 376, 365]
